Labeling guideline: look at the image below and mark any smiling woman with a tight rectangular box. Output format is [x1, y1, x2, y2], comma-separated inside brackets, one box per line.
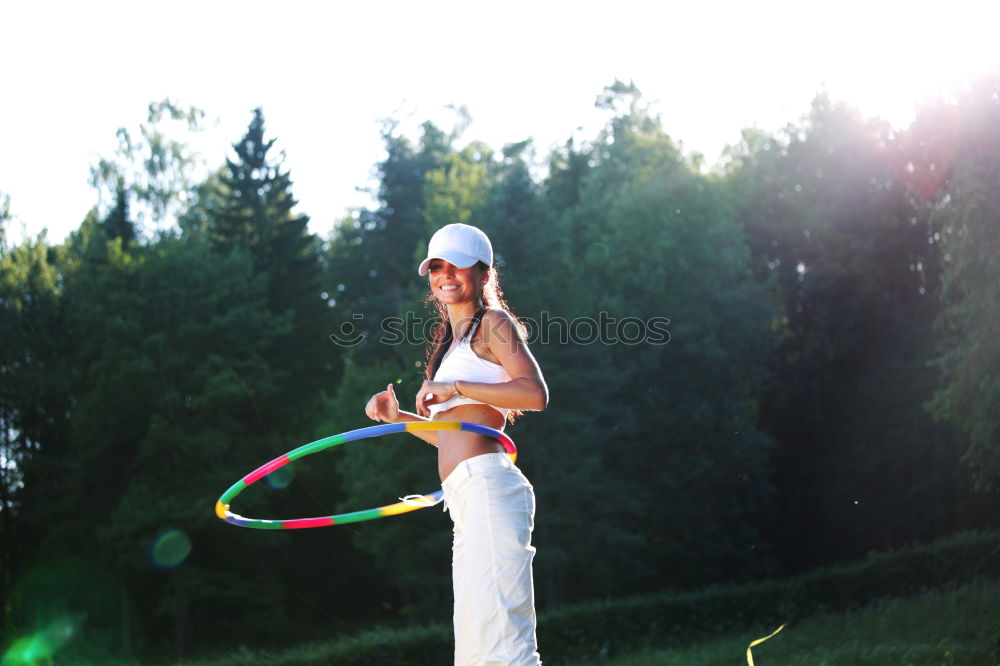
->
[364, 223, 548, 665]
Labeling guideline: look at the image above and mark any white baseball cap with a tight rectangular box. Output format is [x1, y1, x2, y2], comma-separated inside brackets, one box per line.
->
[417, 223, 493, 276]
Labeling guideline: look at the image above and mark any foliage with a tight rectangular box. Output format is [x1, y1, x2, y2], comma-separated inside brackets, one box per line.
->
[923, 73, 1000, 492]
[573, 578, 1000, 666]
[531, 82, 778, 596]
[2, 75, 1000, 659]
[89, 99, 207, 236]
[321, 121, 454, 620]
[0, 233, 69, 611]
[147, 530, 1000, 666]
[208, 107, 330, 433]
[722, 92, 986, 571]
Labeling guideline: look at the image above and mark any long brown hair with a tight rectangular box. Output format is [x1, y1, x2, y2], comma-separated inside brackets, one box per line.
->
[424, 262, 527, 422]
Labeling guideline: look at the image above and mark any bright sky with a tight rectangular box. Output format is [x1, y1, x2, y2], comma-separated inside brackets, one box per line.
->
[2, 0, 998, 246]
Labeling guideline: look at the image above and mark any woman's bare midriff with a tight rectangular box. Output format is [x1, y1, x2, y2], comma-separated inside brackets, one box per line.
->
[433, 403, 506, 481]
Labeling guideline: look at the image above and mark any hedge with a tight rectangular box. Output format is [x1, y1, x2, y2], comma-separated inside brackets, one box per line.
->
[538, 529, 1000, 663]
[186, 529, 1000, 665]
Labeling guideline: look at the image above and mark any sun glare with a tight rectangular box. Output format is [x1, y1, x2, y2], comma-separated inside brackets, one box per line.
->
[818, 3, 999, 128]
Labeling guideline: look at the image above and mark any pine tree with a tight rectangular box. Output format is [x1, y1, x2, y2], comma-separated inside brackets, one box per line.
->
[101, 185, 135, 249]
[212, 108, 316, 308]
[209, 108, 329, 434]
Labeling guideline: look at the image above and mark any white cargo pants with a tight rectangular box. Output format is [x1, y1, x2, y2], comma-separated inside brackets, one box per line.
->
[442, 452, 541, 666]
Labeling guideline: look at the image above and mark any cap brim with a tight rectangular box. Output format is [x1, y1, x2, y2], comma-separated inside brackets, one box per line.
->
[417, 251, 480, 276]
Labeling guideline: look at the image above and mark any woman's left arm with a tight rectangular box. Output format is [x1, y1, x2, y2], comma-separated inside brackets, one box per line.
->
[417, 310, 548, 416]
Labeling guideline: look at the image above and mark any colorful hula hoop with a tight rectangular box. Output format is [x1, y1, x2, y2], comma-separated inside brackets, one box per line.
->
[215, 421, 517, 529]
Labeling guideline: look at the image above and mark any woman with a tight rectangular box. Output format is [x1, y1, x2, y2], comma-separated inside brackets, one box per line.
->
[364, 223, 548, 665]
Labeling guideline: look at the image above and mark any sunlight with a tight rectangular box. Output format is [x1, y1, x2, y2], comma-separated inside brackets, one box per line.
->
[818, 2, 999, 127]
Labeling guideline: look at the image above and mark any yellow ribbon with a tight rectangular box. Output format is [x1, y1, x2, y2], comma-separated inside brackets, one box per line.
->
[746, 624, 785, 666]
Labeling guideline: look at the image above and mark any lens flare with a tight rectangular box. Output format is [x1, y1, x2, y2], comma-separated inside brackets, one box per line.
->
[1, 616, 81, 666]
[584, 242, 609, 266]
[534, 276, 555, 298]
[265, 465, 294, 489]
[149, 529, 191, 569]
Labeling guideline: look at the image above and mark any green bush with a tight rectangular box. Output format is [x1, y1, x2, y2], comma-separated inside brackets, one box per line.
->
[181, 530, 1000, 665]
[538, 530, 1000, 664]
[182, 624, 452, 666]
[571, 578, 1000, 666]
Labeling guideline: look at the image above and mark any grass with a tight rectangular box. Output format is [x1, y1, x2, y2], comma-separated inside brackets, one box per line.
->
[570, 579, 1000, 666]
[58, 575, 1000, 665]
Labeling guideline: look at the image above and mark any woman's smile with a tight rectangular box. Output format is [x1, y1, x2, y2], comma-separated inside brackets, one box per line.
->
[430, 261, 479, 301]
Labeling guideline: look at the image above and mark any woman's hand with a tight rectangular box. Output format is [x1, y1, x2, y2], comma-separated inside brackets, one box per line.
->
[365, 383, 400, 422]
[415, 380, 458, 417]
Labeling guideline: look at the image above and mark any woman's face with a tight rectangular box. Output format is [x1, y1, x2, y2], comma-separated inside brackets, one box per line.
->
[428, 259, 484, 305]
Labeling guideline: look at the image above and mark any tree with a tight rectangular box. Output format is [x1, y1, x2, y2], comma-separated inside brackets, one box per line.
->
[89, 99, 206, 238]
[527, 82, 779, 598]
[723, 93, 981, 570]
[209, 107, 329, 440]
[9, 216, 314, 658]
[321, 121, 456, 620]
[0, 232, 69, 626]
[0, 192, 9, 251]
[92, 236, 298, 656]
[925, 73, 1000, 492]
[101, 185, 135, 249]
[324, 120, 451, 366]
[8, 106, 341, 658]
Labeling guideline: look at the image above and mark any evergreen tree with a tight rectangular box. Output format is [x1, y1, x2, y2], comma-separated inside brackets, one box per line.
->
[209, 108, 329, 438]
[101, 185, 136, 249]
[925, 73, 1000, 493]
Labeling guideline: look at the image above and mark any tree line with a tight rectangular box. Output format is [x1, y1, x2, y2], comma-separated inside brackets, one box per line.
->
[1, 77, 998, 661]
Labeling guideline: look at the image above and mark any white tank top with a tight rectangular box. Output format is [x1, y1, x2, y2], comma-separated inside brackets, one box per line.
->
[428, 319, 511, 420]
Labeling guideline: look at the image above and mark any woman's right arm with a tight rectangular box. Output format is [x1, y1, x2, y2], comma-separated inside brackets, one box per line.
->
[365, 383, 439, 447]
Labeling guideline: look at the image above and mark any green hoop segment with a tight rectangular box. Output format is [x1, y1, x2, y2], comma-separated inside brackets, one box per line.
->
[215, 421, 517, 529]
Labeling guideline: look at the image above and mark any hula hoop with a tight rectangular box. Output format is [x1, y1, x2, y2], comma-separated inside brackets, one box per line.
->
[215, 421, 517, 529]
